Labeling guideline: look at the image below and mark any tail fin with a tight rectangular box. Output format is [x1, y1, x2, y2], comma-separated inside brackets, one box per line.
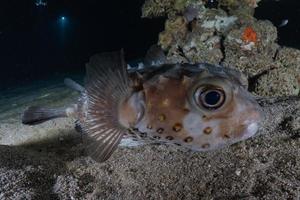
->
[22, 106, 67, 125]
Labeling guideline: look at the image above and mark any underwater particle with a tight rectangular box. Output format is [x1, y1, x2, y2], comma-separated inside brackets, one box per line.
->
[278, 19, 288, 28]
[204, 0, 218, 9]
[184, 136, 193, 143]
[147, 124, 152, 129]
[203, 127, 212, 134]
[35, 0, 47, 7]
[254, 67, 300, 97]
[242, 27, 257, 43]
[172, 123, 182, 132]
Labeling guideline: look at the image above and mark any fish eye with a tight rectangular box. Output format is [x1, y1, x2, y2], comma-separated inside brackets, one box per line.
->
[194, 86, 225, 110]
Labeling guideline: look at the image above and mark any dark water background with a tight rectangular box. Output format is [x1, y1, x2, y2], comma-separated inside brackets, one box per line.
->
[0, 0, 299, 90]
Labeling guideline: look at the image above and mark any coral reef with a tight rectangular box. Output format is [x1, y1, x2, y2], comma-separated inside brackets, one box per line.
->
[142, 0, 198, 18]
[223, 20, 279, 75]
[142, 0, 300, 97]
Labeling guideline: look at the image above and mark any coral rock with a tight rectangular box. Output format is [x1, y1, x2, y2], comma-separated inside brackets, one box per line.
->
[254, 67, 299, 97]
[223, 20, 279, 76]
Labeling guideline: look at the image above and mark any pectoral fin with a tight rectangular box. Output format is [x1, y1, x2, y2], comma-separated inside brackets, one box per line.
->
[82, 50, 131, 162]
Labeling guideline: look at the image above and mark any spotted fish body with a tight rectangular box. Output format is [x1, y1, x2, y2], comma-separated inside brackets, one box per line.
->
[119, 63, 262, 151]
[22, 49, 262, 162]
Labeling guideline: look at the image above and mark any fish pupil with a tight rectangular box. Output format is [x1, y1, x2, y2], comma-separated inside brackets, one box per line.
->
[204, 91, 220, 106]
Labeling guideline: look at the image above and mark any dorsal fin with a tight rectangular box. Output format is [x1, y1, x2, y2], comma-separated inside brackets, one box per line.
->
[83, 50, 130, 162]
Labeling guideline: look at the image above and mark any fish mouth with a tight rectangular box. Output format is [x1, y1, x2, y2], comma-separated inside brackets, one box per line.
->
[240, 96, 263, 141]
[241, 122, 259, 140]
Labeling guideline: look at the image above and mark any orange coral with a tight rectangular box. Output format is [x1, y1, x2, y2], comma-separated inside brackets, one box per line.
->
[242, 27, 257, 43]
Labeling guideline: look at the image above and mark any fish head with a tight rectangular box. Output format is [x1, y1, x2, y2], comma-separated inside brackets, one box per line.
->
[183, 67, 263, 150]
[119, 63, 263, 151]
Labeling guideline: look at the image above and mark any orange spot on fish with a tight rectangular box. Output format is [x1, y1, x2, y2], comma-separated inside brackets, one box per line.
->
[158, 114, 166, 122]
[162, 98, 170, 107]
[202, 143, 210, 149]
[172, 123, 183, 132]
[203, 127, 212, 135]
[166, 136, 174, 140]
[242, 27, 257, 43]
[157, 128, 164, 134]
[184, 136, 193, 143]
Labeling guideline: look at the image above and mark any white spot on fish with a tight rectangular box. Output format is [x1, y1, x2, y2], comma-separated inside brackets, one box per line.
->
[241, 122, 258, 140]
[183, 112, 204, 137]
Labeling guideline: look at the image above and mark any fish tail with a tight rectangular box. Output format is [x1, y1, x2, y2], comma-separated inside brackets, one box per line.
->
[22, 106, 70, 125]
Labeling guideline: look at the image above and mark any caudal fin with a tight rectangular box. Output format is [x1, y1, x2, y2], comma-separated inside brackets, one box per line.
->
[22, 106, 67, 125]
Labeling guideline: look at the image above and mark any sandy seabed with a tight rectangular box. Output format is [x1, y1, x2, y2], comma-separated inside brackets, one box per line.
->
[0, 80, 299, 200]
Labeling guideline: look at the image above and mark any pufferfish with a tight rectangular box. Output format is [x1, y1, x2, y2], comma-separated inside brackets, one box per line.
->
[22, 47, 262, 162]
